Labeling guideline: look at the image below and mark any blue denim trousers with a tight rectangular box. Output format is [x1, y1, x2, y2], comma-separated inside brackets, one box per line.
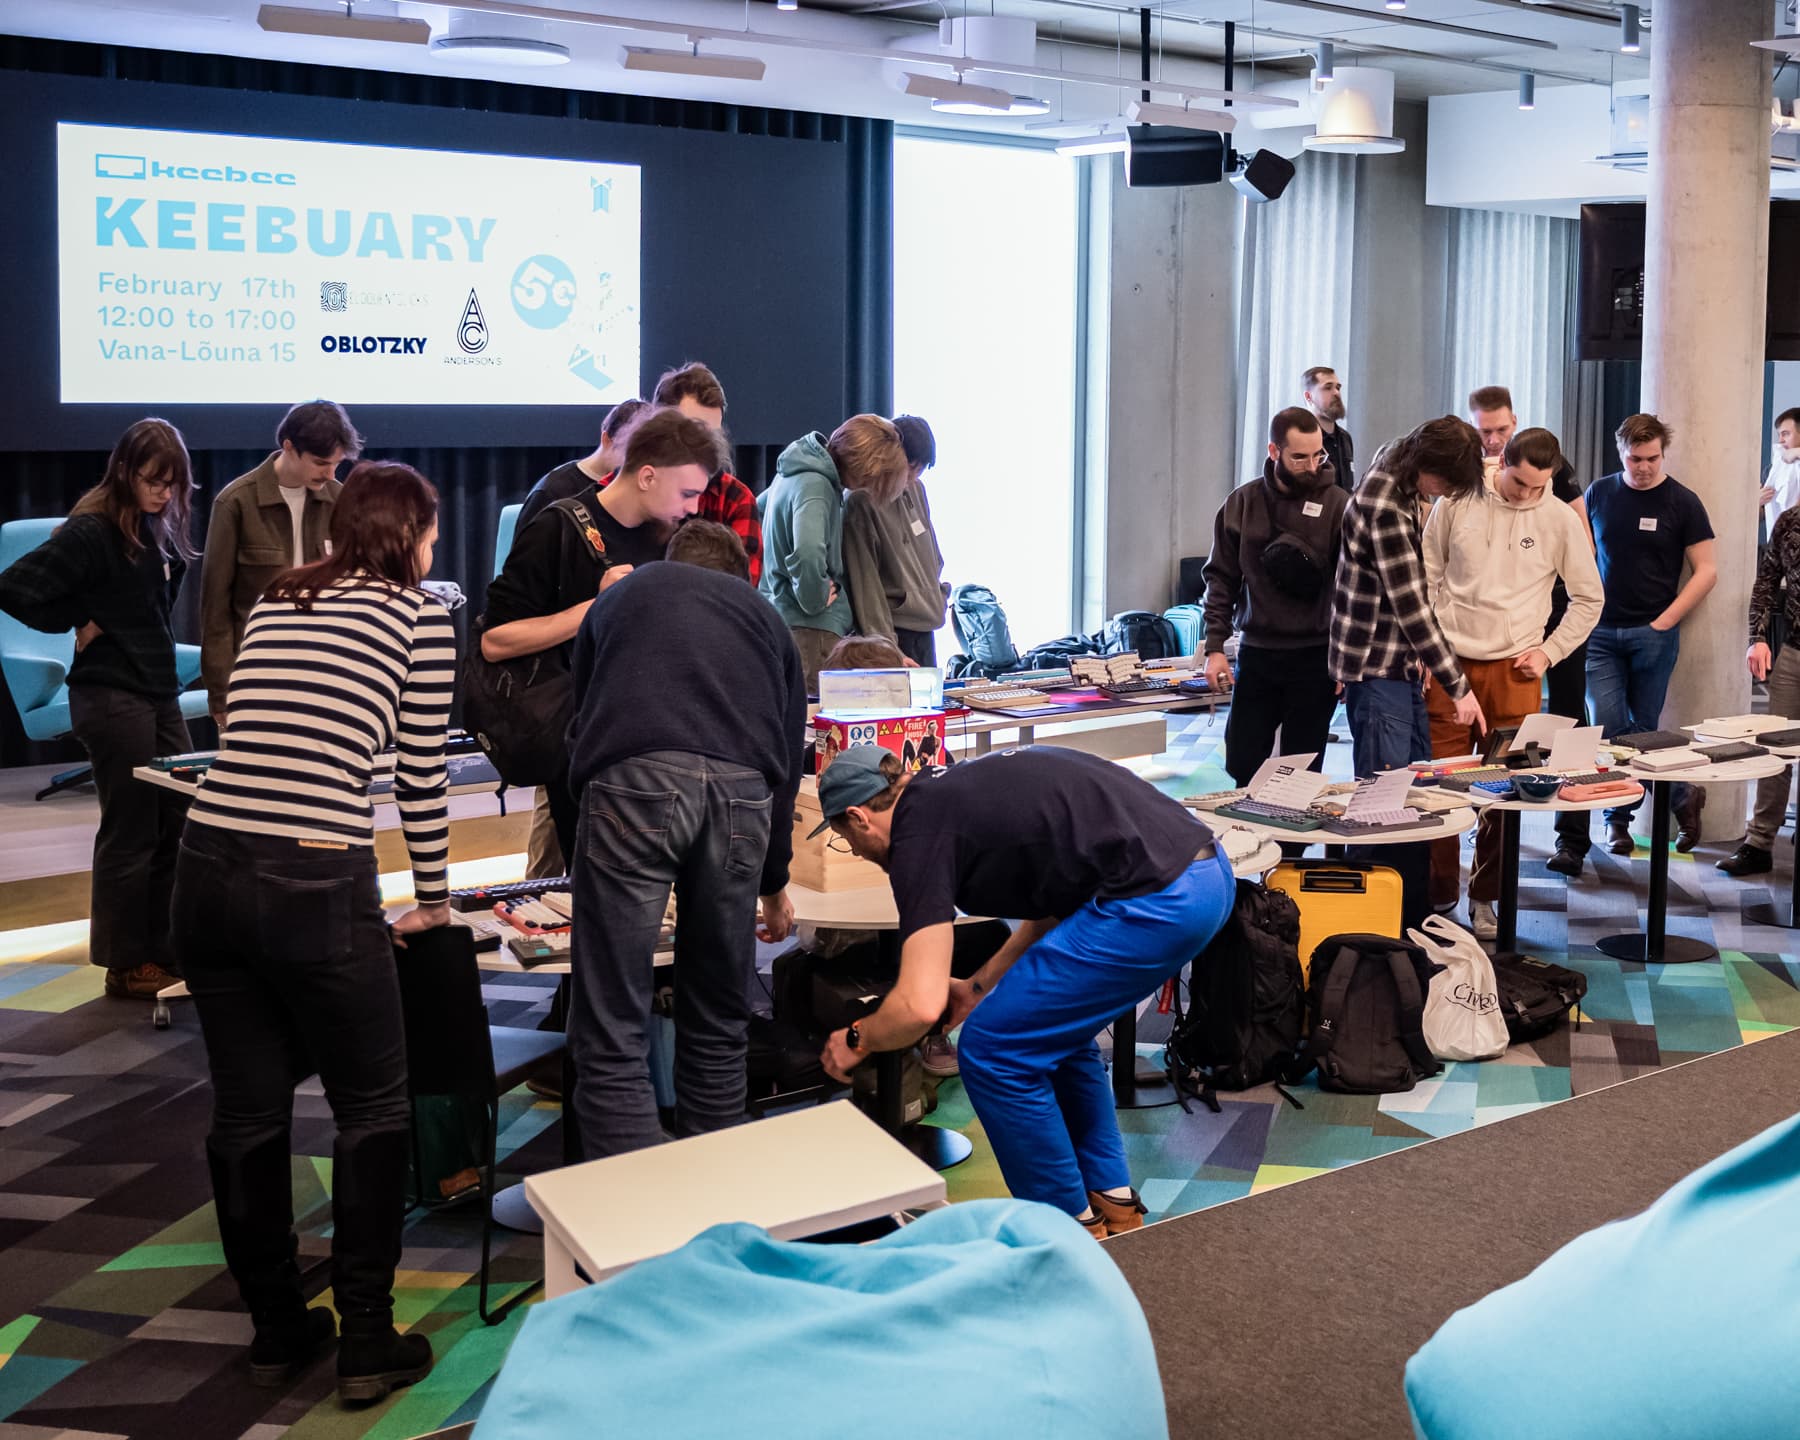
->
[1585, 623, 1684, 824]
[1343, 676, 1433, 776]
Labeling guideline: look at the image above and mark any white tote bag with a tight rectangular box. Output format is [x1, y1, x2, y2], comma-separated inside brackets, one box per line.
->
[1408, 914, 1509, 1062]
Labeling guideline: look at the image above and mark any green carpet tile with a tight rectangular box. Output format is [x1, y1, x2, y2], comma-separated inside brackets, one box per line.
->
[3, 714, 1798, 1435]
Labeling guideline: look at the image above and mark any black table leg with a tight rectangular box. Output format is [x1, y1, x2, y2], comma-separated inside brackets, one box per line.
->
[1495, 808, 1521, 952]
[1109, 1004, 1177, 1110]
[1597, 780, 1718, 964]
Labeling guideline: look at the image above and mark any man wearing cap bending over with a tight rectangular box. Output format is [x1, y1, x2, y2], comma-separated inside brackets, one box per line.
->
[816, 744, 1235, 1239]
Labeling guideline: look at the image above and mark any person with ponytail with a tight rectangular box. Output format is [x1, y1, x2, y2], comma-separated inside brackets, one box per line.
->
[0, 418, 198, 998]
[171, 461, 453, 1404]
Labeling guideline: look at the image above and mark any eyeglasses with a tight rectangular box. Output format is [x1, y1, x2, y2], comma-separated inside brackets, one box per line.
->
[138, 476, 178, 494]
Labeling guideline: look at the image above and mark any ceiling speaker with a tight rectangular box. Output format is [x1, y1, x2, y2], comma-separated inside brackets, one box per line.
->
[1125, 125, 1226, 188]
[1230, 149, 1296, 203]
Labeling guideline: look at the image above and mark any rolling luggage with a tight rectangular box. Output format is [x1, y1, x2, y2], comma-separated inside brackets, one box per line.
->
[1265, 859, 1403, 980]
[1161, 604, 1206, 658]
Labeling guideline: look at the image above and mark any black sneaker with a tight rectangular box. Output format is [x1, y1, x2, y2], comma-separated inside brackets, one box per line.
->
[1545, 846, 1584, 878]
[1717, 843, 1774, 877]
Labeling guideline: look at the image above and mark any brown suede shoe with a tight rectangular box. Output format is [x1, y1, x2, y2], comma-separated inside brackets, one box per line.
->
[1088, 1188, 1148, 1237]
[103, 962, 178, 1000]
[1078, 1211, 1109, 1242]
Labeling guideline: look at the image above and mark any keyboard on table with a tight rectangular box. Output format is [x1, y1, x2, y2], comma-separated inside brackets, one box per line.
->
[507, 930, 572, 967]
[495, 892, 573, 934]
[451, 877, 571, 912]
[956, 686, 1052, 711]
[1213, 799, 1325, 832]
[1615, 729, 1694, 752]
[1099, 677, 1179, 699]
[1319, 813, 1443, 837]
[1433, 766, 1514, 793]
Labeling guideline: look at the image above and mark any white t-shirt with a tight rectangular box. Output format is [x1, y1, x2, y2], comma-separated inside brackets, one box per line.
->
[280, 484, 308, 567]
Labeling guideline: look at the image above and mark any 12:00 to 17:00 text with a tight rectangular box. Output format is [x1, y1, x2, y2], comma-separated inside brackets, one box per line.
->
[95, 305, 297, 331]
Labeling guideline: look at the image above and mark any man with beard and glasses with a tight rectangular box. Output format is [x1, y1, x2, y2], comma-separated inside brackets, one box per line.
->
[1304, 365, 1356, 494]
[1203, 406, 1347, 784]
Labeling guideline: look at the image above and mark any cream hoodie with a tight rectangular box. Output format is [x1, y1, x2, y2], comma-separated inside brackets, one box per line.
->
[1422, 471, 1602, 664]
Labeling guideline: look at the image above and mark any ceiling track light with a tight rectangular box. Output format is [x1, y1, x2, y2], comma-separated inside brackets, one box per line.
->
[619, 45, 766, 81]
[256, 3, 430, 44]
[1314, 41, 1335, 89]
[900, 70, 1047, 116]
[1518, 71, 1535, 110]
[1055, 131, 1129, 157]
[433, 35, 570, 66]
[1621, 4, 1641, 55]
[1126, 100, 1238, 134]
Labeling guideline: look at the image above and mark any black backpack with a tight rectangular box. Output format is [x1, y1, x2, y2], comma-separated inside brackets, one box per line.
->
[1020, 633, 1102, 671]
[1303, 934, 1443, 1094]
[462, 497, 608, 788]
[1490, 952, 1588, 1041]
[1165, 881, 1310, 1113]
[1103, 610, 1181, 660]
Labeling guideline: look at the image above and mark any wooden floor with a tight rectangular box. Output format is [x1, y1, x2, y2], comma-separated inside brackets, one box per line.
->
[0, 762, 532, 929]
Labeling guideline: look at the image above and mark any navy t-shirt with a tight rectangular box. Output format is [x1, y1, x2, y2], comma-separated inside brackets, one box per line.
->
[886, 747, 1213, 942]
[1585, 473, 1714, 627]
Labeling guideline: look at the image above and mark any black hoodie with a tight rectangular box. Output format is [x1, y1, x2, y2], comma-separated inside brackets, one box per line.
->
[1202, 460, 1348, 654]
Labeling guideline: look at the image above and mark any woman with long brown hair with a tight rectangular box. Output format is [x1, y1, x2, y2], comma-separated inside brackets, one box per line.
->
[171, 461, 453, 1405]
[0, 418, 198, 997]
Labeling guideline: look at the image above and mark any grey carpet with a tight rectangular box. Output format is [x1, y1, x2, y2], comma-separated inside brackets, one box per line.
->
[1110, 1027, 1800, 1440]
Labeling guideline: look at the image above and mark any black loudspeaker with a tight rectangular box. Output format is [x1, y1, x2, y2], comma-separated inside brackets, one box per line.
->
[1230, 149, 1296, 203]
[1125, 125, 1226, 188]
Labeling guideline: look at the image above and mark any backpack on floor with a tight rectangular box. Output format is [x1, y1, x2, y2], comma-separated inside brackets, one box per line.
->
[1303, 933, 1443, 1094]
[1103, 610, 1181, 660]
[1165, 880, 1311, 1112]
[1161, 604, 1206, 657]
[948, 584, 1021, 673]
[1490, 951, 1589, 1042]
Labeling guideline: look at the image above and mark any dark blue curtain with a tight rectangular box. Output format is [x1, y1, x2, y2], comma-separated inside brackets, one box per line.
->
[0, 36, 894, 767]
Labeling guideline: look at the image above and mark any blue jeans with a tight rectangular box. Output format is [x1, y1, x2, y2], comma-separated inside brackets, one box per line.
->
[1343, 677, 1432, 776]
[957, 852, 1236, 1217]
[1585, 623, 1684, 825]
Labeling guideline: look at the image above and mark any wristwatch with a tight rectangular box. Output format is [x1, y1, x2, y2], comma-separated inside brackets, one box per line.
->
[845, 1021, 862, 1054]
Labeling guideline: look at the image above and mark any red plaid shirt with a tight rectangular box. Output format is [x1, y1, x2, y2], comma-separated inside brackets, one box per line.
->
[599, 469, 763, 585]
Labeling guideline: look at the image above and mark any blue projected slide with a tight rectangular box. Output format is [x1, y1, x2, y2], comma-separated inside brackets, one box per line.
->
[57, 122, 642, 405]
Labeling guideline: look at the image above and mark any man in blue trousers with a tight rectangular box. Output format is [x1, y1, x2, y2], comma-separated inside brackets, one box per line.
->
[816, 745, 1235, 1239]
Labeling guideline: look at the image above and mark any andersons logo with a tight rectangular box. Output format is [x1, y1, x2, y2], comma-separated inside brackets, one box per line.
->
[457, 289, 488, 354]
[321, 335, 427, 355]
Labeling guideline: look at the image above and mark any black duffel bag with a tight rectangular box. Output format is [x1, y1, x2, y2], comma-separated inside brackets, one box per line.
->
[1490, 951, 1589, 1041]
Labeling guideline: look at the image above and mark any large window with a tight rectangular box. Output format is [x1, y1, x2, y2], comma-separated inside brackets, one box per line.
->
[893, 134, 1080, 655]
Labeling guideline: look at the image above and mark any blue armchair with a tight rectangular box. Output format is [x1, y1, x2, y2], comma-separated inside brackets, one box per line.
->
[494, 502, 522, 579]
[0, 518, 210, 800]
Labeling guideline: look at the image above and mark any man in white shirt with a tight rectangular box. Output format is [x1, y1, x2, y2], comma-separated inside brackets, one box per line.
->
[1423, 426, 1604, 937]
[1762, 407, 1800, 540]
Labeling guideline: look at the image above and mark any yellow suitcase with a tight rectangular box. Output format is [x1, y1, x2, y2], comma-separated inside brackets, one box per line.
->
[1266, 861, 1404, 979]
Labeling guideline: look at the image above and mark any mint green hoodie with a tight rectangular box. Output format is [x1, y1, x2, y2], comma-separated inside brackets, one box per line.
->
[759, 432, 854, 636]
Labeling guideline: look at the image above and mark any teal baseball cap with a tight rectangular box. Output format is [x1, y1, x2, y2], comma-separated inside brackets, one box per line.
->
[808, 745, 895, 837]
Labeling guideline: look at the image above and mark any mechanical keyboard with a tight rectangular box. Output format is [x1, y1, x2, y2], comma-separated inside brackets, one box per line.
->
[1318, 814, 1443, 837]
[1214, 799, 1325, 832]
[1696, 742, 1769, 763]
[1615, 729, 1693, 752]
[507, 930, 572, 967]
[1471, 778, 1517, 795]
[1435, 766, 1513, 792]
[1100, 677, 1178, 699]
[957, 686, 1052, 710]
[450, 877, 570, 913]
[495, 895, 572, 934]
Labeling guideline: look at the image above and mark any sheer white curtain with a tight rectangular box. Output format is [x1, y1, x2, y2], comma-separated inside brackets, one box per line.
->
[1443, 209, 1576, 445]
[1236, 150, 1359, 480]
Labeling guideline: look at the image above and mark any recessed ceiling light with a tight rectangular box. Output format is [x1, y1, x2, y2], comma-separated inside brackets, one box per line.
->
[620, 46, 766, 82]
[257, 3, 429, 44]
[433, 35, 570, 66]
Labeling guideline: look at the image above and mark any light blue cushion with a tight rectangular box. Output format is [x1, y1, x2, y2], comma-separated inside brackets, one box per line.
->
[1406, 1110, 1800, 1439]
[474, 1198, 1168, 1440]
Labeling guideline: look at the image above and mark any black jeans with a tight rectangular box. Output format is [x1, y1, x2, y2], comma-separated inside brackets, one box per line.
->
[68, 684, 191, 972]
[569, 751, 772, 1158]
[894, 628, 938, 668]
[172, 822, 412, 1325]
[1223, 642, 1337, 787]
[1545, 639, 1592, 855]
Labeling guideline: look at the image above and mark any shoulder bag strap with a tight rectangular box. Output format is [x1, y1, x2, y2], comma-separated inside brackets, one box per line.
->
[560, 498, 609, 562]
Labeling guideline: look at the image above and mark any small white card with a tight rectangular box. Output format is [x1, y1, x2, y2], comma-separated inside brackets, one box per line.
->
[1513, 711, 1578, 751]
[1638, 516, 1658, 532]
[1343, 767, 1417, 822]
[1547, 723, 1604, 773]
[910, 518, 926, 536]
[1249, 753, 1326, 809]
[1302, 500, 1324, 517]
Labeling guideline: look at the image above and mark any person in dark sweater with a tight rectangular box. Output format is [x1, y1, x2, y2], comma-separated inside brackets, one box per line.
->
[481, 410, 729, 859]
[564, 520, 803, 1159]
[0, 419, 199, 999]
[1202, 406, 1347, 784]
[1304, 365, 1356, 493]
[514, 396, 647, 534]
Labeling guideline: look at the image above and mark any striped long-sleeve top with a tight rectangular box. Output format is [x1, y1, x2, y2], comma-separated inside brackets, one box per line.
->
[186, 577, 457, 902]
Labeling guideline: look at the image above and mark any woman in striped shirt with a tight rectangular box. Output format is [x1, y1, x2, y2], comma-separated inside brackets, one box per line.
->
[171, 461, 453, 1404]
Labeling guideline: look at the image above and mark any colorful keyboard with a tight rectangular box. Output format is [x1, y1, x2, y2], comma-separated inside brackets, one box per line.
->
[1435, 766, 1514, 792]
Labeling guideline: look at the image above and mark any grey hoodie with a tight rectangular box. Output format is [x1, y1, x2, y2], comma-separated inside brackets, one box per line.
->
[841, 478, 947, 639]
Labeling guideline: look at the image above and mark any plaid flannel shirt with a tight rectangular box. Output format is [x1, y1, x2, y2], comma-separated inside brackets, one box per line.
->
[1329, 468, 1469, 697]
[601, 468, 764, 585]
[1750, 505, 1800, 645]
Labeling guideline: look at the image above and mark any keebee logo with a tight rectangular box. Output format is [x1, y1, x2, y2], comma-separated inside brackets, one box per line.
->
[94, 152, 297, 186]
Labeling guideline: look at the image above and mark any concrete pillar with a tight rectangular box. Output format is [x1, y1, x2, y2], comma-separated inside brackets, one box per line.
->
[1083, 154, 1239, 627]
[1640, 0, 1771, 829]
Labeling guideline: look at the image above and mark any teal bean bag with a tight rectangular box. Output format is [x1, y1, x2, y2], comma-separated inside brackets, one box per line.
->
[1406, 1110, 1800, 1439]
[475, 1198, 1168, 1440]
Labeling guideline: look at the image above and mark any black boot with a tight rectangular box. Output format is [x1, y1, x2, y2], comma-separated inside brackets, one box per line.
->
[1673, 787, 1706, 854]
[1718, 843, 1774, 877]
[208, 1135, 333, 1385]
[329, 1128, 432, 1405]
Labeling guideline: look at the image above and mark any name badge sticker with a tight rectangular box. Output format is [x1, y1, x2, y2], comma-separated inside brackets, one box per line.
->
[1302, 501, 1324, 517]
[910, 518, 926, 536]
[323, 539, 333, 556]
[1639, 517, 1658, 532]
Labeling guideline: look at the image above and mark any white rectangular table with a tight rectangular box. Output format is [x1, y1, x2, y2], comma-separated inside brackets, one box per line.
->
[524, 1100, 945, 1297]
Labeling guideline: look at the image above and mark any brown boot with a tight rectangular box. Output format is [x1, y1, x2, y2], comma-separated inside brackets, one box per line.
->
[103, 962, 178, 1000]
[1077, 1211, 1109, 1241]
[1087, 1188, 1148, 1237]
